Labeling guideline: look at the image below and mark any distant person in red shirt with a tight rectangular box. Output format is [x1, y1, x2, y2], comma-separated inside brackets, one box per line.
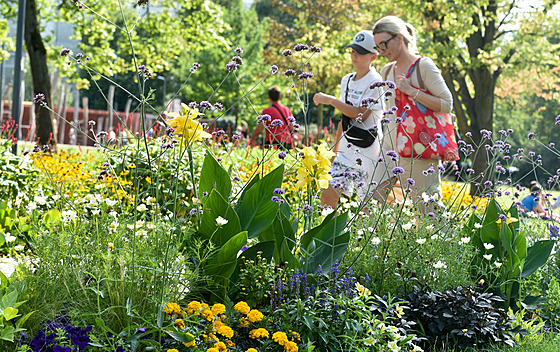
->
[249, 86, 295, 149]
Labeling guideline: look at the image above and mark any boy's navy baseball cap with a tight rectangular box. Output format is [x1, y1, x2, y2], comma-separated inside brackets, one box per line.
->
[345, 30, 378, 55]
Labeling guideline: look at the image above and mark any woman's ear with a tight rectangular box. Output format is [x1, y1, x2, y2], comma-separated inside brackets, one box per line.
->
[370, 53, 378, 63]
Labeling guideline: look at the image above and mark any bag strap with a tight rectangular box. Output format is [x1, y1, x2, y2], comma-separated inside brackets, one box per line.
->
[406, 57, 425, 90]
[344, 74, 355, 105]
[271, 104, 289, 127]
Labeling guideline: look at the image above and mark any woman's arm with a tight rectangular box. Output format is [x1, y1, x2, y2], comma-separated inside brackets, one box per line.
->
[396, 57, 452, 113]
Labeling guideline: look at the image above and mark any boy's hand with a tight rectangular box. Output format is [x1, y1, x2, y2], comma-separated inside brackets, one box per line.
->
[313, 92, 336, 106]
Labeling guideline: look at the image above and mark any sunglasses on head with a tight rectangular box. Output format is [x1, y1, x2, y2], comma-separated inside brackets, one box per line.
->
[375, 35, 396, 51]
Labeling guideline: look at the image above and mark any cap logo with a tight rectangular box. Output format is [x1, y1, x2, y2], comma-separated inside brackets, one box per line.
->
[355, 33, 365, 42]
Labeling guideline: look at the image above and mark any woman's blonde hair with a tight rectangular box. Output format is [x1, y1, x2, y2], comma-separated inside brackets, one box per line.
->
[372, 16, 417, 53]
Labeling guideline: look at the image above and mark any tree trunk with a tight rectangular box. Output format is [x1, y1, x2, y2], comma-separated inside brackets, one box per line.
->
[25, 0, 57, 151]
[467, 66, 496, 196]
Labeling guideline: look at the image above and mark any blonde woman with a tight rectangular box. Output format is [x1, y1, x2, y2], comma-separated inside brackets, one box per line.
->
[373, 16, 453, 204]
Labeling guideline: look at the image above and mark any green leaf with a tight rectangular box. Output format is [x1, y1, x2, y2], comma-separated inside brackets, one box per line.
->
[166, 330, 195, 343]
[95, 317, 115, 335]
[480, 199, 502, 245]
[300, 212, 350, 274]
[259, 211, 297, 265]
[43, 209, 62, 228]
[199, 153, 232, 199]
[0, 324, 15, 342]
[0, 290, 17, 310]
[522, 240, 554, 278]
[157, 305, 163, 328]
[205, 231, 248, 283]
[301, 212, 347, 253]
[305, 231, 350, 274]
[15, 311, 34, 329]
[3, 307, 18, 321]
[237, 164, 284, 238]
[198, 190, 241, 247]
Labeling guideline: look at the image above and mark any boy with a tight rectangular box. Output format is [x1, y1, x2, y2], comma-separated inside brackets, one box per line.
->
[313, 30, 386, 209]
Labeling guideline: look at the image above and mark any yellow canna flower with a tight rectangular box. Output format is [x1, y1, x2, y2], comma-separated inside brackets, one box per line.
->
[167, 103, 212, 145]
[295, 144, 335, 191]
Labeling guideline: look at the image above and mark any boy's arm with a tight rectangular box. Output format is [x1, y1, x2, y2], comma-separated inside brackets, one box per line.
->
[313, 93, 371, 121]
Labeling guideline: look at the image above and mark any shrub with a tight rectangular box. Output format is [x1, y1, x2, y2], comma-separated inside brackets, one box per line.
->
[405, 285, 519, 350]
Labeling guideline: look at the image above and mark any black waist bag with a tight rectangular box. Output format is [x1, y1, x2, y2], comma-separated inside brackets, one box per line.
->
[340, 73, 378, 148]
[341, 114, 377, 148]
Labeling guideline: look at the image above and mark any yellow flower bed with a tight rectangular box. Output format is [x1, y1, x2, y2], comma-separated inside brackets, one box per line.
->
[441, 181, 488, 210]
[32, 150, 96, 192]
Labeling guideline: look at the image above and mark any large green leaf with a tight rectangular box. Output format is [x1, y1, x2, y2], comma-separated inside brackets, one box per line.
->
[304, 231, 351, 274]
[480, 198, 502, 245]
[259, 211, 297, 265]
[205, 231, 247, 301]
[300, 212, 347, 253]
[205, 231, 248, 282]
[521, 240, 555, 278]
[199, 153, 231, 200]
[236, 164, 284, 238]
[198, 190, 241, 247]
[300, 212, 349, 273]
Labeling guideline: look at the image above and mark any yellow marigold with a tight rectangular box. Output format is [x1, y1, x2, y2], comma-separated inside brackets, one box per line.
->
[206, 348, 219, 352]
[272, 331, 289, 346]
[217, 325, 234, 339]
[174, 318, 185, 330]
[201, 308, 215, 321]
[284, 340, 299, 352]
[234, 301, 251, 315]
[246, 349, 258, 352]
[163, 302, 183, 317]
[214, 341, 227, 352]
[249, 328, 269, 339]
[211, 303, 226, 316]
[214, 319, 225, 330]
[182, 332, 195, 347]
[239, 317, 250, 327]
[226, 340, 236, 347]
[167, 349, 179, 352]
[206, 333, 219, 343]
[247, 309, 263, 323]
[187, 301, 202, 314]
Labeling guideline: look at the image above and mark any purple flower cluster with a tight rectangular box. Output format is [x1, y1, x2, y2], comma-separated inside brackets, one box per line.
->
[19, 315, 93, 351]
[137, 64, 152, 78]
[298, 72, 314, 80]
[257, 114, 271, 123]
[284, 69, 297, 77]
[33, 93, 47, 107]
[190, 62, 200, 73]
[294, 43, 309, 52]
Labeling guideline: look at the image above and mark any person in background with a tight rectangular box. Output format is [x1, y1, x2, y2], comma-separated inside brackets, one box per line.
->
[520, 181, 559, 220]
[372, 16, 453, 203]
[249, 86, 295, 149]
[313, 30, 385, 209]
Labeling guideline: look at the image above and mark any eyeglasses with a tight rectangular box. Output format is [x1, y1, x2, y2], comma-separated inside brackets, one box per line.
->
[375, 35, 396, 51]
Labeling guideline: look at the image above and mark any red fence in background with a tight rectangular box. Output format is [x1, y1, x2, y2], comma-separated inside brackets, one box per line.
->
[1, 101, 154, 146]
